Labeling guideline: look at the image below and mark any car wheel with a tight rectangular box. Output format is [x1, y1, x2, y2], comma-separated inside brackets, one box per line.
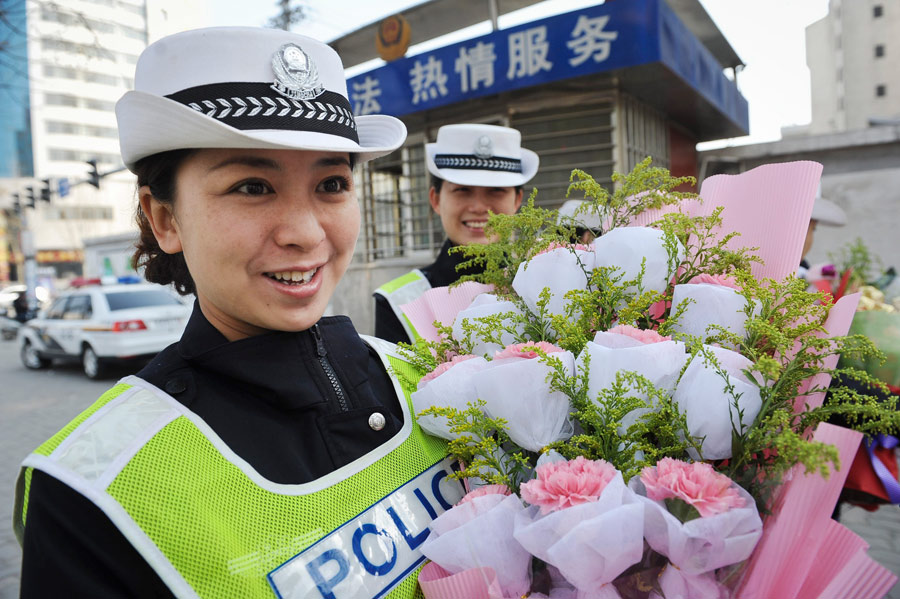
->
[82, 345, 107, 380]
[21, 340, 50, 370]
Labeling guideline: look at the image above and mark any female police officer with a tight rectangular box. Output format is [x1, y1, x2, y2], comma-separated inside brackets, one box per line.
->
[14, 27, 462, 598]
[373, 123, 539, 344]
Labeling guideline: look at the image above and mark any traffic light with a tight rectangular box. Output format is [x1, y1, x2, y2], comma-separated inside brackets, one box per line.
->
[12, 192, 21, 215]
[25, 186, 36, 209]
[40, 179, 52, 203]
[86, 159, 101, 189]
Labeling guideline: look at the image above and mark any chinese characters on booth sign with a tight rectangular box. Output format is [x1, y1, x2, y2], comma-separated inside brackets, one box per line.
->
[349, 12, 619, 115]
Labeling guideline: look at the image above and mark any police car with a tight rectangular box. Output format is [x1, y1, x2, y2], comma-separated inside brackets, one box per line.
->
[18, 281, 191, 379]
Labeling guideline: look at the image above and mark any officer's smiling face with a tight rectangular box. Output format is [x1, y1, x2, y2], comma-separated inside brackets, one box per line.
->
[429, 183, 522, 246]
[141, 148, 359, 340]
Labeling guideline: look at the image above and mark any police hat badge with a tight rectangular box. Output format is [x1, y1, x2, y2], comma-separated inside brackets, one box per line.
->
[473, 135, 494, 159]
[271, 43, 325, 100]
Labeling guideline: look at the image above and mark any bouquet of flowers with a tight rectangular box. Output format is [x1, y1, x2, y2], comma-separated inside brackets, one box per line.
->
[396, 158, 899, 598]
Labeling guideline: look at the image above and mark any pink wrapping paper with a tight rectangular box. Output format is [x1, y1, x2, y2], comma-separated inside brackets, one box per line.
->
[815, 549, 898, 599]
[792, 292, 861, 413]
[418, 562, 506, 599]
[794, 518, 868, 599]
[400, 281, 494, 343]
[736, 423, 863, 599]
[697, 161, 822, 283]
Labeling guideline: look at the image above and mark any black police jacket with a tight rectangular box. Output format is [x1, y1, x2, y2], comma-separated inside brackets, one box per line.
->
[373, 239, 485, 344]
[19, 304, 404, 598]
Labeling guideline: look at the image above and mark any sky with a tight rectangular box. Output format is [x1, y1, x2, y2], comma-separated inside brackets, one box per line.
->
[206, 0, 830, 149]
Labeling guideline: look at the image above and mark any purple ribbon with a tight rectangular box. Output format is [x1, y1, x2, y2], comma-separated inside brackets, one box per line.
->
[864, 434, 900, 504]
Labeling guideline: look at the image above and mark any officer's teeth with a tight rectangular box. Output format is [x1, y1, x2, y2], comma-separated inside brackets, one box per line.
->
[269, 269, 317, 283]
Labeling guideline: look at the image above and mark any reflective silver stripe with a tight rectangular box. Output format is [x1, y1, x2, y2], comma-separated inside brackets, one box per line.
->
[374, 270, 431, 342]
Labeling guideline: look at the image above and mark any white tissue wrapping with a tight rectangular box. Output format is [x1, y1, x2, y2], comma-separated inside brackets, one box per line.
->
[577, 335, 688, 433]
[452, 294, 525, 359]
[672, 346, 762, 460]
[670, 283, 756, 343]
[420, 493, 532, 598]
[411, 357, 489, 440]
[592, 227, 683, 296]
[512, 247, 595, 321]
[471, 352, 576, 452]
[513, 473, 644, 599]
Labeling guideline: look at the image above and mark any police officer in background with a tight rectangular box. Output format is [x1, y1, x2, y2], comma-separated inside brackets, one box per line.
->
[373, 123, 539, 344]
[15, 27, 463, 598]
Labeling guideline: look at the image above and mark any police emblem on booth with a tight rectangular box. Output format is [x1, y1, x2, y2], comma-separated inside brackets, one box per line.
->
[473, 135, 493, 159]
[271, 43, 325, 100]
[376, 14, 411, 62]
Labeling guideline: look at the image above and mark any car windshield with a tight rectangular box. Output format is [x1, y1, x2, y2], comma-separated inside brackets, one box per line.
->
[104, 289, 182, 311]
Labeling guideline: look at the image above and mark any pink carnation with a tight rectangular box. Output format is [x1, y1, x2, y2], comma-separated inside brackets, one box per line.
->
[689, 273, 739, 289]
[419, 354, 479, 385]
[494, 341, 564, 360]
[606, 324, 671, 344]
[640, 458, 745, 518]
[457, 484, 512, 506]
[536, 241, 593, 256]
[520, 456, 618, 514]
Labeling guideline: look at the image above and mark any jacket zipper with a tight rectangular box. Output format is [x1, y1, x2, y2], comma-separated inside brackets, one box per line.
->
[312, 324, 350, 412]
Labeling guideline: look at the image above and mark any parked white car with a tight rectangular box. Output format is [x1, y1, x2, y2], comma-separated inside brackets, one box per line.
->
[18, 283, 191, 379]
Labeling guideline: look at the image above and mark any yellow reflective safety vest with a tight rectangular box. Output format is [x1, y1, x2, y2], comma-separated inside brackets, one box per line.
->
[373, 270, 432, 343]
[14, 336, 462, 599]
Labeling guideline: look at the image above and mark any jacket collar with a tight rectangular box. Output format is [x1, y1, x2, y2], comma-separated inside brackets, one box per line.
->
[176, 303, 370, 411]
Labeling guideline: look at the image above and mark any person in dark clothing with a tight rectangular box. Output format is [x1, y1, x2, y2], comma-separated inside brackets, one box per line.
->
[12, 290, 29, 323]
[15, 27, 462, 599]
[373, 123, 540, 344]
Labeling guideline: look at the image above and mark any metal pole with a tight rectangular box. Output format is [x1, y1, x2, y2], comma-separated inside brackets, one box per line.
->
[488, 0, 499, 31]
[19, 209, 38, 313]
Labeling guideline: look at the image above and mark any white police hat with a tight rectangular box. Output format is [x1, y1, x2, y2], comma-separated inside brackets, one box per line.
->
[116, 27, 407, 171]
[425, 124, 539, 188]
[811, 196, 847, 227]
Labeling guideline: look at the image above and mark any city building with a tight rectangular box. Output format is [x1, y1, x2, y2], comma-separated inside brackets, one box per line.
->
[0, 0, 208, 285]
[329, 0, 749, 332]
[803, 0, 900, 135]
[701, 1, 900, 273]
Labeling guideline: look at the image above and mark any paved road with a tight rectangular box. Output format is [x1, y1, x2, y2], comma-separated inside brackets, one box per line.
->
[0, 338, 898, 598]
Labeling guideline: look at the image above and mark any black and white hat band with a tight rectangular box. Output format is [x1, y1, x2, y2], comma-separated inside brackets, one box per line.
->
[166, 82, 359, 143]
[433, 153, 523, 173]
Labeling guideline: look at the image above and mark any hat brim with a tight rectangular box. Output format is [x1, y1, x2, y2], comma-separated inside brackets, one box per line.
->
[425, 143, 539, 188]
[811, 196, 847, 227]
[116, 91, 407, 171]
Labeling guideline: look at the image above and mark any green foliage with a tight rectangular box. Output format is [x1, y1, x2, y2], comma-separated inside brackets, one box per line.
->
[830, 237, 881, 289]
[545, 353, 698, 482]
[419, 401, 532, 494]
[567, 157, 696, 232]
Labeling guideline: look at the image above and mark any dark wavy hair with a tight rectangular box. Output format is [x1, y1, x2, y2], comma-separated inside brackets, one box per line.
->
[132, 149, 197, 295]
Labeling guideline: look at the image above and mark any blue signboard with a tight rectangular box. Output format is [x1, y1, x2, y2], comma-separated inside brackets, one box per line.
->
[346, 0, 747, 133]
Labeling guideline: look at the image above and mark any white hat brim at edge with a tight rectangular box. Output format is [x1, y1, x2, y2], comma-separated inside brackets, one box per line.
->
[424, 144, 539, 188]
[811, 196, 847, 227]
[117, 90, 407, 170]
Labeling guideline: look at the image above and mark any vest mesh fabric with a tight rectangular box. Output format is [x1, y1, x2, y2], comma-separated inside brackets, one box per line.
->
[103, 355, 441, 598]
[17, 383, 132, 530]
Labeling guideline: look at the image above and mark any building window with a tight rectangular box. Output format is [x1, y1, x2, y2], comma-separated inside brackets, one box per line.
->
[875, 44, 885, 58]
[874, 5, 884, 18]
[48, 148, 119, 164]
[876, 84, 887, 97]
[44, 93, 79, 107]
